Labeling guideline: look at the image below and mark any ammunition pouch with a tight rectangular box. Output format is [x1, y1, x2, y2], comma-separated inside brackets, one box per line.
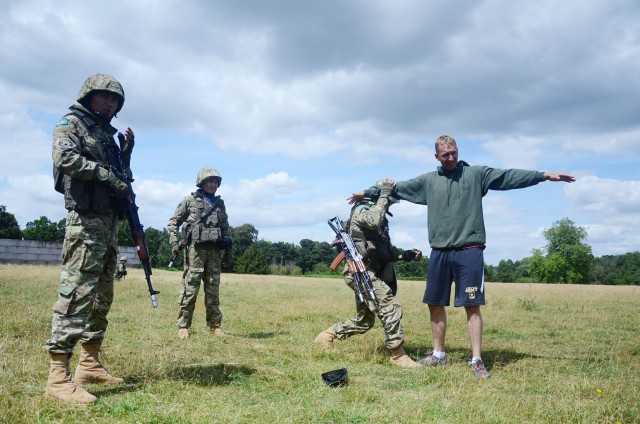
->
[191, 225, 221, 245]
[59, 172, 113, 214]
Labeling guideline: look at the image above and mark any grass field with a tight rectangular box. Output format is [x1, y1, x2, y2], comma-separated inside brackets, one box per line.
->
[0, 264, 638, 423]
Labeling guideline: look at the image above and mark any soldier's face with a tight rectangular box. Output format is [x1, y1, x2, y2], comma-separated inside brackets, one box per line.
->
[435, 144, 458, 171]
[202, 178, 220, 194]
[90, 92, 120, 118]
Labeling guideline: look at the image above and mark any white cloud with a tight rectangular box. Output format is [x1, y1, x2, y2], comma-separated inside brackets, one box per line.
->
[0, 0, 638, 266]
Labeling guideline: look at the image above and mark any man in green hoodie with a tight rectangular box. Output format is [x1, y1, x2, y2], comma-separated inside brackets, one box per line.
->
[354, 135, 575, 378]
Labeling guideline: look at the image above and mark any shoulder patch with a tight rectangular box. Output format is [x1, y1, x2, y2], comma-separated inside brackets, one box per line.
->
[55, 118, 69, 127]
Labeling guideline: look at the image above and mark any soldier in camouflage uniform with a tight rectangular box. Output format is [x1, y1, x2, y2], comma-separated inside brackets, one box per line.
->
[114, 257, 127, 280]
[167, 168, 232, 340]
[44, 74, 133, 404]
[314, 181, 423, 369]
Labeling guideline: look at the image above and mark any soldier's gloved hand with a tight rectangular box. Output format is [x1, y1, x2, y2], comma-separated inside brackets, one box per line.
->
[172, 244, 181, 256]
[118, 128, 135, 166]
[222, 253, 233, 270]
[401, 249, 423, 261]
[378, 182, 394, 199]
[95, 166, 128, 198]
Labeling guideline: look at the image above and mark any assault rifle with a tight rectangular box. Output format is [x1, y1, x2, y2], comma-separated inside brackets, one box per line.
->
[327, 216, 377, 302]
[103, 134, 160, 308]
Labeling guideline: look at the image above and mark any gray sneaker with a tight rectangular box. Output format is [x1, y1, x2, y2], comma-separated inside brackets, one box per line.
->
[417, 351, 447, 366]
[471, 359, 490, 378]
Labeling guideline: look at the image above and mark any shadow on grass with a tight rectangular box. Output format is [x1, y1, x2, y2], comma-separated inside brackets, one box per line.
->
[399, 345, 540, 371]
[230, 331, 283, 339]
[167, 363, 257, 386]
[90, 383, 142, 398]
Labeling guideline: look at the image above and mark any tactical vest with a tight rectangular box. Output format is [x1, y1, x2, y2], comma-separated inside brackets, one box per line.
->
[182, 194, 225, 245]
[53, 107, 118, 214]
[347, 203, 395, 271]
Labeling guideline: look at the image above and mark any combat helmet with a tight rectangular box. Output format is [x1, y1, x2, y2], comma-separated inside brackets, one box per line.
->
[120, 256, 127, 262]
[196, 168, 222, 187]
[77, 73, 125, 115]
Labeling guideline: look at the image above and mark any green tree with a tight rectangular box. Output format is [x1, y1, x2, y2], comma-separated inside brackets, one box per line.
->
[0, 205, 22, 239]
[230, 223, 259, 260]
[297, 239, 334, 274]
[495, 259, 516, 282]
[591, 252, 640, 285]
[22, 216, 65, 242]
[144, 227, 173, 268]
[529, 218, 593, 284]
[395, 257, 428, 279]
[235, 244, 270, 274]
[118, 221, 134, 246]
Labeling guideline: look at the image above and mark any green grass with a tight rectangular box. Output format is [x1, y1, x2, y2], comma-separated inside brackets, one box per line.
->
[0, 264, 638, 423]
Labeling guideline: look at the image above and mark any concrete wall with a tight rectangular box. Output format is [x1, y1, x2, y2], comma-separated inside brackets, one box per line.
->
[0, 239, 140, 266]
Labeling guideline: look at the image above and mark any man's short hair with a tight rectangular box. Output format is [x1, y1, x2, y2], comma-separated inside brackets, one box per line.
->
[435, 135, 457, 151]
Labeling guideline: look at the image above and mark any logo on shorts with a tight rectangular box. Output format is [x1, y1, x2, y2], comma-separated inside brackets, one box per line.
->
[465, 287, 478, 299]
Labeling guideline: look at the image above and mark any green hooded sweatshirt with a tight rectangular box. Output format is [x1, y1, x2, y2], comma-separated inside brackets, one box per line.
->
[394, 161, 545, 249]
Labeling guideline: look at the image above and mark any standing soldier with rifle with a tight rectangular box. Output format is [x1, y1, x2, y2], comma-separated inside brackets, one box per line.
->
[314, 181, 423, 369]
[45, 74, 133, 404]
[167, 168, 232, 340]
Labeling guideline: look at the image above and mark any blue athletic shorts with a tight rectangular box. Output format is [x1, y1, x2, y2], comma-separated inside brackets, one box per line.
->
[424, 246, 485, 307]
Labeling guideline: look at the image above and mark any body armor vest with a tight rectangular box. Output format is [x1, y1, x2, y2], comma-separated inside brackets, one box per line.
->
[53, 107, 118, 214]
[183, 193, 224, 245]
[347, 203, 395, 272]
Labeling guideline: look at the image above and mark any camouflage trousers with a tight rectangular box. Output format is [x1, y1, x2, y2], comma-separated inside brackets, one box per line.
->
[333, 262, 405, 349]
[177, 244, 222, 328]
[43, 210, 119, 355]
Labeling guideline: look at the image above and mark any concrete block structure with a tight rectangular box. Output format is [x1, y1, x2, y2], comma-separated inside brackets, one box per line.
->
[0, 239, 140, 266]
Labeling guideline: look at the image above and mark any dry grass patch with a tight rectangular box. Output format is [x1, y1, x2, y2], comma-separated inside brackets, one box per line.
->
[0, 265, 638, 423]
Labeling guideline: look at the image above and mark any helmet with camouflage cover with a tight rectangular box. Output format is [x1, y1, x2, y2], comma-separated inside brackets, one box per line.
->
[196, 167, 222, 187]
[77, 73, 125, 115]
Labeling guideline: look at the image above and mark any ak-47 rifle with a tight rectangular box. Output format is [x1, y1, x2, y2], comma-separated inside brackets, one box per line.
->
[103, 134, 160, 308]
[327, 216, 376, 302]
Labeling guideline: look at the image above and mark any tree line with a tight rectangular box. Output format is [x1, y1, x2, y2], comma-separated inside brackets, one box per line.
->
[1, 205, 638, 284]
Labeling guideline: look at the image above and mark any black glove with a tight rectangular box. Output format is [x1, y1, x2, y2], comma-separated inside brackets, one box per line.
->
[222, 251, 233, 270]
[118, 132, 135, 167]
[401, 249, 423, 261]
[217, 236, 232, 250]
[95, 166, 128, 198]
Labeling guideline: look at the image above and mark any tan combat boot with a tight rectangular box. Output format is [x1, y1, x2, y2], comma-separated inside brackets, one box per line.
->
[210, 326, 228, 336]
[178, 328, 190, 339]
[390, 345, 422, 369]
[45, 352, 96, 404]
[75, 343, 124, 385]
[314, 326, 337, 351]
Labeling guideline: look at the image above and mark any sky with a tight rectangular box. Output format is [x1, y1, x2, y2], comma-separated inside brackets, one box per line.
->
[1, 0, 639, 265]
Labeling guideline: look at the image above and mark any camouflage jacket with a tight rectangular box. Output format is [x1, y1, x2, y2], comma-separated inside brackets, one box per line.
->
[52, 104, 132, 213]
[348, 201, 397, 271]
[167, 189, 230, 247]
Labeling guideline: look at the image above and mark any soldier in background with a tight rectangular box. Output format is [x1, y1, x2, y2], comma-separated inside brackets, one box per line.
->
[44, 74, 132, 404]
[167, 168, 232, 340]
[114, 257, 127, 280]
[314, 180, 423, 369]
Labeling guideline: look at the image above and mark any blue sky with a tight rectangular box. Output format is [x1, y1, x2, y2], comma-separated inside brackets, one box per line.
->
[1, 0, 639, 265]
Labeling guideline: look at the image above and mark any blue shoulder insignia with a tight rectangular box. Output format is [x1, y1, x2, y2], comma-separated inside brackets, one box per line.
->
[55, 118, 69, 127]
